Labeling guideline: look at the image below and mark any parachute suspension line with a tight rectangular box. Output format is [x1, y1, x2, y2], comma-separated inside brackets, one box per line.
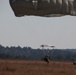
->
[40, 45, 46, 56]
[40, 45, 45, 56]
[50, 49, 55, 60]
[40, 45, 55, 62]
[40, 45, 55, 57]
[32, 0, 38, 10]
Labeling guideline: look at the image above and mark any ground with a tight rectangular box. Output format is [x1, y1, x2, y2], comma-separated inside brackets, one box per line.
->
[0, 59, 76, 75]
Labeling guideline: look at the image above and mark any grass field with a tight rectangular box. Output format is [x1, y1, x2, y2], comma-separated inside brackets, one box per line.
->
[0, 59, 76, 75]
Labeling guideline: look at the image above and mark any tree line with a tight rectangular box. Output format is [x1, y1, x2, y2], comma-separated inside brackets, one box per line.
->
[0, 44, 76, 61]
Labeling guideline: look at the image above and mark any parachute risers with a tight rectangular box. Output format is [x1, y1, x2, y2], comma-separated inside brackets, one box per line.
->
[40, 44, 55, 63]
[40, 44, 55, 56]
[9, 0, 76, 17]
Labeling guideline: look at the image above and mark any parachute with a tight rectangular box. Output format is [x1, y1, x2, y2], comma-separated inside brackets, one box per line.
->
[40, 44, 55, 63]
[9, 0, 76, 17]
[40, 44, 55, 57]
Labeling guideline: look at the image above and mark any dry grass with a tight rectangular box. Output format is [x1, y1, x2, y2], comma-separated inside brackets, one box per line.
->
[0, 59, 76, 75]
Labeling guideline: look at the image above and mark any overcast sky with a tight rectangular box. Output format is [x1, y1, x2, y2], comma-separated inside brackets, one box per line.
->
[0, 0, 76, 49]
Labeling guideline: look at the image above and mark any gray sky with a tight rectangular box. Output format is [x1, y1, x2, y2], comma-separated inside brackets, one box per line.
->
[0, 0, 76, 49]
